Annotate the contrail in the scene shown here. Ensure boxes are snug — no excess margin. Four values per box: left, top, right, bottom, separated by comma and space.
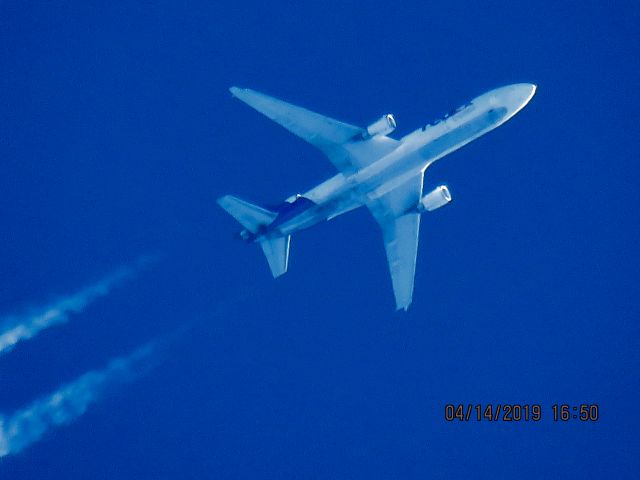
0, 342, 156, 458
0, 257, 154, 355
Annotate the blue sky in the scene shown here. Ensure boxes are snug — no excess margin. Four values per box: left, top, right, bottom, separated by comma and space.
1, 1, 639, 478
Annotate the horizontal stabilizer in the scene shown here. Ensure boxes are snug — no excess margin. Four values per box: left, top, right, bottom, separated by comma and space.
217, 195, 277, 234
260, 235, 290, 278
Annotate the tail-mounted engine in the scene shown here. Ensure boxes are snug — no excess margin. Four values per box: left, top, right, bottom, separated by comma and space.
418, 185, 452, 212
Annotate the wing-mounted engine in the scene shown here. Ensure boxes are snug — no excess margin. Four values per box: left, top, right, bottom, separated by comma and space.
418, 185, 452, 212
362, 114, 396, 139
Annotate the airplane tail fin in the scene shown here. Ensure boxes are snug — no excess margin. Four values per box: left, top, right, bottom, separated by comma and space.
217, 195, 290, 278
217, 195, 277, 234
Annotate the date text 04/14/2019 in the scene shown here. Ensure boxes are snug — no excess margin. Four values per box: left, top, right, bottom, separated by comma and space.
444, 404, 600, 422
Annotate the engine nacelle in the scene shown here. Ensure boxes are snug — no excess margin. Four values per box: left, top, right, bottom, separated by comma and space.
364, 114, 396, 138
418, 185, 452, 212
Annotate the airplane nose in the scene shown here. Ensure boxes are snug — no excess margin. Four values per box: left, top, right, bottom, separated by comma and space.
526, 83, 537, 97
522, 83, 537, 101
512, 83, 536, 105
500, 83, 536, 116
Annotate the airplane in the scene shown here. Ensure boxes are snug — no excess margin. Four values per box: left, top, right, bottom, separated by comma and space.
218, 83, 537, 310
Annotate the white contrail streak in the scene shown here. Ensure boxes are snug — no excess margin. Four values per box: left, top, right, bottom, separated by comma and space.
0, 257, 153, 355
0, 342, 156, 458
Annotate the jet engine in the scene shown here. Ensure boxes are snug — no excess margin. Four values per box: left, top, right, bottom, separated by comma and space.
418, 185, 452, 212
363, 114, 396, 138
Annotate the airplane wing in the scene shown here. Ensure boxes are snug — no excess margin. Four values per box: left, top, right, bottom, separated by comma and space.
230, 87, 398, 173
367, 173, 424, 310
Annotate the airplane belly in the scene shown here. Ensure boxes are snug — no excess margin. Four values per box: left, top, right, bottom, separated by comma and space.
416, 107, 508, 166
273, 209, 323, 235
355, 107, 509, 190
303, 173, 349, 204
273, 192, 363, 236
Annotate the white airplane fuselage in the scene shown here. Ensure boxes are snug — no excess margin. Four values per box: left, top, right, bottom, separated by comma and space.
257, 83, 536, 239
